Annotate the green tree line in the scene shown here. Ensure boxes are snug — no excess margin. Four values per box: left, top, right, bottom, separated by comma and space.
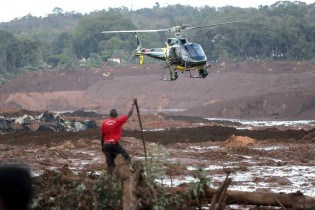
0, 1, 315, 81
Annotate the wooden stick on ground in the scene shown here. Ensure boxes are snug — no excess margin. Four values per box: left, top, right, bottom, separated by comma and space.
217, 178, 231, 210
210, 172, 231, 210
274, 197, 287, 210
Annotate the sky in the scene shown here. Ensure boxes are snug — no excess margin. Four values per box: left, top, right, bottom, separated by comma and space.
0, 0, 314, 23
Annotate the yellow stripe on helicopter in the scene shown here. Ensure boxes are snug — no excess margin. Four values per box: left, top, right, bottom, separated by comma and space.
139, 55, 144, 64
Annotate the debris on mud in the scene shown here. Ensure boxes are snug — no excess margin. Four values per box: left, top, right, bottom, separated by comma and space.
0, 111, 97, 133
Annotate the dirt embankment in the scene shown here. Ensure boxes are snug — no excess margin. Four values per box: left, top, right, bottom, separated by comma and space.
0, 61, 314, 119
1, 125, 313, 147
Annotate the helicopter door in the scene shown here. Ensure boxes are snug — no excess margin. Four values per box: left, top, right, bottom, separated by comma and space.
175, 47, 181, 59
169, 47, 181, 63
181, 46, 189, 61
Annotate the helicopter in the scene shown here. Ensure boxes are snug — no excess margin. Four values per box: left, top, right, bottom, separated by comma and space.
101, 20, 245, 81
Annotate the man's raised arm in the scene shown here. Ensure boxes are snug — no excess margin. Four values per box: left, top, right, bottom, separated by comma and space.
127, 99, 137, 119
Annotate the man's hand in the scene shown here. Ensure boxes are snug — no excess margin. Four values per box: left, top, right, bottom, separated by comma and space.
127, 100, 136, 119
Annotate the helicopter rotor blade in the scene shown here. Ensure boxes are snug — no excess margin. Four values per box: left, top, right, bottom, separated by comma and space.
101, 20, 246, 34
185, 20, 246, 31
101, 28, 170, 33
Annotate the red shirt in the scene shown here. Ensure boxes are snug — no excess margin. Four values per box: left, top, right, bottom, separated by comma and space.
101, 115, 127, 143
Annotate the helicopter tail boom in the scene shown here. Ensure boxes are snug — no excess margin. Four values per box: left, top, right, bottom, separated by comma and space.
133, 32, 167, 64
132, 33, 145, 64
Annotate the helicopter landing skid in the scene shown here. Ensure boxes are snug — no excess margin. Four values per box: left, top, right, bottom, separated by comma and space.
189, 74, 203, 78
188, 69, 208, 79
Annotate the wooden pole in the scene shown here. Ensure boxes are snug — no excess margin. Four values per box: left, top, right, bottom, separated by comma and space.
133, 98, 147, 164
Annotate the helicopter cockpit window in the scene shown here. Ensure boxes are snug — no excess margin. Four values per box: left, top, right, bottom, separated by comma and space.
184, 44, 205, 58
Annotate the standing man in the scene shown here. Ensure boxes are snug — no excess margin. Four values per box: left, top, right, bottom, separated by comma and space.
101, 100, 136, 175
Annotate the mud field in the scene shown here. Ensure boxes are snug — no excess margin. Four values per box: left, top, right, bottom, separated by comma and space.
0, 61, 314, 208
0, 112, 314, 209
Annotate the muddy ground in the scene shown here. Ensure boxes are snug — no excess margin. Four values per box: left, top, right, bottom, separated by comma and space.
0, 111, 314, 209
0, 61, 314, 208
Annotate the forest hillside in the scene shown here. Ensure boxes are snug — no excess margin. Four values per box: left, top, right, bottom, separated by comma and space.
0, 1, 315, 82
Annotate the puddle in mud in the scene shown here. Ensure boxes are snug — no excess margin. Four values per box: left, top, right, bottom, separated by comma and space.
156, 142, 315, 197
205, 118, 315, 129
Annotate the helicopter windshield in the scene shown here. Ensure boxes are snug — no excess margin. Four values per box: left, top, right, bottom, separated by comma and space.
184, 44, 205, 58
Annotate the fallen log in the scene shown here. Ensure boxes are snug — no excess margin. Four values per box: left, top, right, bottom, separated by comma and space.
170, 185, 315, 209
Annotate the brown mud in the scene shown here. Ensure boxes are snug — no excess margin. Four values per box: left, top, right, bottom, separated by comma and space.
0, 111, 314, 209
0, 61, 314, 208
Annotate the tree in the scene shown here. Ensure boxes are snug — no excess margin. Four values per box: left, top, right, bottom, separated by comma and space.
72, 11, 136, 59
53, 7, 64, 14
5, 38, 42, 71
0, 31, 15, 73
52, 32, 72, 54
